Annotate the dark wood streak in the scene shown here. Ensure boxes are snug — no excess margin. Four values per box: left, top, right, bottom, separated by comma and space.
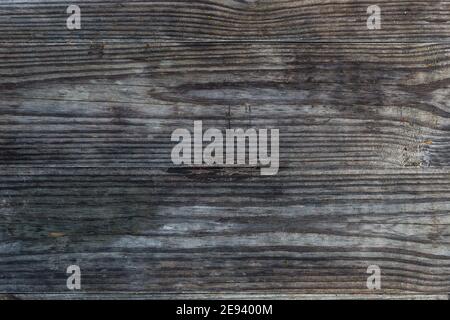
1, 1, 450, 299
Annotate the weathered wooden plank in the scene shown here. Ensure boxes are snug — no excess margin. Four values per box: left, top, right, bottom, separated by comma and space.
1, 42, 450, 168
0, 42, 450, 297
0, 0, 450, 42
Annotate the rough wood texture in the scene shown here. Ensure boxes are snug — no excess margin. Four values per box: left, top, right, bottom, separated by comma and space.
1, 1, 450, 299
1, 0, 450, 42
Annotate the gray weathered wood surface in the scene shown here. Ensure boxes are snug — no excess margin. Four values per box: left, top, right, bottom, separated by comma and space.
1, 0, 450, 299
2, 0, 450, 42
